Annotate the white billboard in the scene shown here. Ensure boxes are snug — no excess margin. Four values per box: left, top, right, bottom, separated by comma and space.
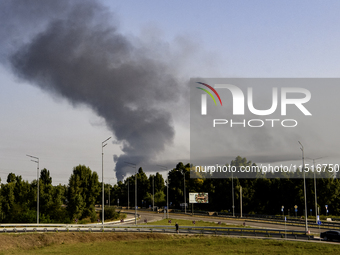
189, 192, 208, 203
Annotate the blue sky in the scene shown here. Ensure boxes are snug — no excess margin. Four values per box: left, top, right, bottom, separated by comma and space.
1, 0, 340, 184
109, 0, 340, 77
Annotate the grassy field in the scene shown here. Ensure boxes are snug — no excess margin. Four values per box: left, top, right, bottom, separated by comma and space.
0, 233, 339, 255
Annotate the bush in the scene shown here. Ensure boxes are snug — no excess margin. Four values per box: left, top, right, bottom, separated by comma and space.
100, 206, 119, 221
90, 210, 98, 222
17, 209, 36, 223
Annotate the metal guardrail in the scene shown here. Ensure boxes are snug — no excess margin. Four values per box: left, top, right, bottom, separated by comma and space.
0, 224, 310, 240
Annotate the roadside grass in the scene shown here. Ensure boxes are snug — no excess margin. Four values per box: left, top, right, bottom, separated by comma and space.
3, 233, 340, 255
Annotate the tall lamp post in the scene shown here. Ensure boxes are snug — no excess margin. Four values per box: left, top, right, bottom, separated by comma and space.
298, 141, 308, 233
240, 186, 242, 218
125, 162, 137, 225
183, 169, 186, 214
232, 171, 235, 217
158, 165, 168, 218
307, 156, 326, 224
27, 154, 39, 224
102, 137, 111, 225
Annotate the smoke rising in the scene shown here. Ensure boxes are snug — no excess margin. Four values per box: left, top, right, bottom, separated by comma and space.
2, 1, 180, 180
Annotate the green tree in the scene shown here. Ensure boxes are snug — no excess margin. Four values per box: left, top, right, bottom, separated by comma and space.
67, 165, 100, 221
40, 168, 52, 185
7, 173, 16, 183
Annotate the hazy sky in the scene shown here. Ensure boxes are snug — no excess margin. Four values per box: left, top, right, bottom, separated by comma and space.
1, 0, 340, 184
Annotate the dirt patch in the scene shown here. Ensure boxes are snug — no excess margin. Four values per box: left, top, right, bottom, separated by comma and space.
0, 232, 173, 252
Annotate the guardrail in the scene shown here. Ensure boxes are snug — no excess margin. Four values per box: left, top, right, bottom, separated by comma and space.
0, 224, 311, 240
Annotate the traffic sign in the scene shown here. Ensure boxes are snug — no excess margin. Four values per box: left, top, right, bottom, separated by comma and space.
168, 220, 172, 224
317, 221, 322, 225
164, 206, 167, 210
295, 209, 297, 212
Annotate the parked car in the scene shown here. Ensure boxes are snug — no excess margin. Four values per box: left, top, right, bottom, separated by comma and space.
320, 230, 340, 241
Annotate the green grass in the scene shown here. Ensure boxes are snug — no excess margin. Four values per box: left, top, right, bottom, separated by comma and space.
7, 234, 340, 255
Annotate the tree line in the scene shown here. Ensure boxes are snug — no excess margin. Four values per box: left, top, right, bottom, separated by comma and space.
1, 156, 339, 223
114, 157, 340, 217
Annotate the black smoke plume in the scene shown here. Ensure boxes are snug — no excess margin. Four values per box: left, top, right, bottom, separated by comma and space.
2, 1, 180, 179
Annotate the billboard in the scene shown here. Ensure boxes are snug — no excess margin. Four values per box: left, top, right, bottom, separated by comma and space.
189, 192, 208, 203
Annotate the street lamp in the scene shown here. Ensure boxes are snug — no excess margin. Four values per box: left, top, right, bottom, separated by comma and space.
307, 156, 326, 224
158, 165, 168, 218
102, 136, 111, 225
26, 154, 39, 224
166, 177, 169, 219
232, 171, 235, 217
153, 175, 154, 211
182, 169, 187, 214
240, 186, 242, 218
125, 162, 137, 225
298, 141, 308, 233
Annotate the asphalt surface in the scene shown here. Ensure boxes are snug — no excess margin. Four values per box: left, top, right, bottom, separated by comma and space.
121, 210, 333, 235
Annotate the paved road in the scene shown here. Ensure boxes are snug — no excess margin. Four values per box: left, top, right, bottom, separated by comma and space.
121, 210, 331, 235
1, 212, 338, 244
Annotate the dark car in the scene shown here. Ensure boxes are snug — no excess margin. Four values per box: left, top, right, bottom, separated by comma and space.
320, 230, 340, 241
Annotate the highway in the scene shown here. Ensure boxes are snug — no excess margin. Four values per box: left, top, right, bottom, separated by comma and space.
123, 210, 335, 235
0, 210, 338, 244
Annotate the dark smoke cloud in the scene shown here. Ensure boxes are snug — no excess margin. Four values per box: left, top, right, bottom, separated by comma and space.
2, 1, 180, 179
